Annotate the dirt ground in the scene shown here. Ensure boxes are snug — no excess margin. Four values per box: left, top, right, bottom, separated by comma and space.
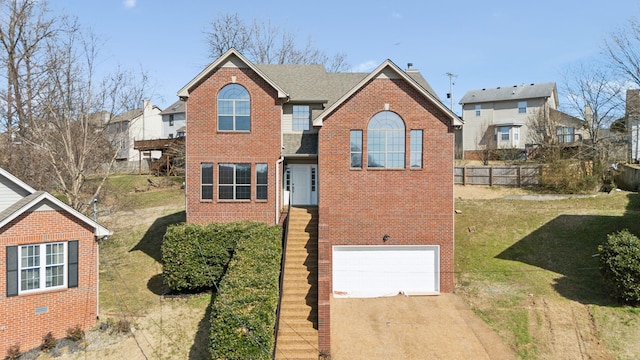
32, 185, 613, 359
331, 294, 517, 360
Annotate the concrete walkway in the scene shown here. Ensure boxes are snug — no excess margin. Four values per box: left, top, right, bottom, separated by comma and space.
331, 293, 517, 360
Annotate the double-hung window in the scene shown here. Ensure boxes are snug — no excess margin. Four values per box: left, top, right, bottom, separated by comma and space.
218, 163, 251, 200
367, 111, 405, 169
201, 163, 213, 200
518, 101, 527, 114
292, 105, 310, 131
475, 104, 481, 116
256, 164, 268, 200
19, 243, 66, 292
218, 84, 250, 131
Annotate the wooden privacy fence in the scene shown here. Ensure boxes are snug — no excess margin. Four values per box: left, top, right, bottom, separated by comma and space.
454, 165, 541, 186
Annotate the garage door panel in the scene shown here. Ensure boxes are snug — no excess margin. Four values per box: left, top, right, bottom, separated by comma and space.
333, 245, 439, 298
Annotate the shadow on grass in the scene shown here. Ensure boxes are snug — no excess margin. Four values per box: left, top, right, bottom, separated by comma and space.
130, 210, 186, 263
189, 292, 215, 360
496, 193, 640, 305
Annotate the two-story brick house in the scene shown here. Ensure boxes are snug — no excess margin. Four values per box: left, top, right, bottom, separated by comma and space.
178, 48, 460, 354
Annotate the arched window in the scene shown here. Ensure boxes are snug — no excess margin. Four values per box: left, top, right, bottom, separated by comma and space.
217, 84, 250, 131
367, 111, 405, 168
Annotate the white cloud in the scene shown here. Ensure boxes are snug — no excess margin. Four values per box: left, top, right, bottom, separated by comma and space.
352, 60, 378, 73
123, 0, 136, 9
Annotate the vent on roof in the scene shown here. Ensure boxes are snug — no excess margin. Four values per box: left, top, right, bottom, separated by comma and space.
482, 88, 486, 91
513, 85, 517, 87
531, 83, 535, 86
497, 87, 501, 89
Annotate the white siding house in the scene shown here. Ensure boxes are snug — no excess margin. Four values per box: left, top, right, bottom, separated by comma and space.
160, 100, 186, 138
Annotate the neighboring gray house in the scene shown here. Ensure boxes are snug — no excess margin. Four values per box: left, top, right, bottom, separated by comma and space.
459, 82, 559, 159
160, 100, 186, 138
626, 89, 640, 163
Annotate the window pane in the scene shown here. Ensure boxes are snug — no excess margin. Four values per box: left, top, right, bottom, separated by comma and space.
236, 116, 251, 131
236, 101, 250, 115
368, 153, 384, 168
236, 186, 251, 200
236, 164, 251, 184
21, 245, 40, 267
46, 243, 64, 265
202, 186, 213, 200
257, 186, 267, 200
293, 105, 310, 131
21, 269, 39, 291
219, 186, 233, 199
219, 164, 234, 184
46, 265, 64, 287
218, 100, 233, 114
351, 153, 362, 168
201, 163, 213, 185
218, 116, 234, 130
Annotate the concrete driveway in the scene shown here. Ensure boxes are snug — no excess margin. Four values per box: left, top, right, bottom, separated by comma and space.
331, 293, 516, 360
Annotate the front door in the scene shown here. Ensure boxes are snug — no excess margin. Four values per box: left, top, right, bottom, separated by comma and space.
284, 164, 318, 206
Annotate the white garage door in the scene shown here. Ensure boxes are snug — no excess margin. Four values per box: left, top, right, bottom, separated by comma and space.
332, 245, 439, 298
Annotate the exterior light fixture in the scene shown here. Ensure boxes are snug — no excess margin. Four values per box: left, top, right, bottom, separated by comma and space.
383, 234, 390, 242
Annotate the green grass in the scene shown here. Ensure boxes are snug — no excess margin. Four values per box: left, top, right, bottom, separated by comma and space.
455, 190, 640, 359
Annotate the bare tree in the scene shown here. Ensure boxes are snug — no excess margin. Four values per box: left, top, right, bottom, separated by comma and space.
605, 17, 640, 87
561, 64, 624, 147
204, 13, 350, 72
475, 121, 496, 165
0, 0, 148, 212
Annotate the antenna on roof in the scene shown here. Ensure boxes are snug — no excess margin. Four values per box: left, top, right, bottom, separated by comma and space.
445, 72, 457, 111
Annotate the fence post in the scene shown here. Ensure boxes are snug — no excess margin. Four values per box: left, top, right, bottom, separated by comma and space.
463, 166, 466, 185
517, 166, 521, 187
489, 166, 493, 186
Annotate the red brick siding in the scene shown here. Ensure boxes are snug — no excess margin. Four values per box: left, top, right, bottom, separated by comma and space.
185, 66, 282, 224
316, 77, 455, 352
0, 210, 98, 354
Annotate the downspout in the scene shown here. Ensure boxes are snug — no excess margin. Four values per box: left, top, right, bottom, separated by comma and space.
275, 156, 284, 224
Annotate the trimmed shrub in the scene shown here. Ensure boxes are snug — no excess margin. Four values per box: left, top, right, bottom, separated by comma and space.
598, 229, 640, 304
209, 222, 282, 360
162, 222, 249, 291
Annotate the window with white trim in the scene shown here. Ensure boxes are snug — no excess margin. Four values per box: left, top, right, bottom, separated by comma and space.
292, 105, 310, 131
19, 242, 66, 292
475, 104, 481, 116
367, 111, 405, 169
218, 163, 251, 200
518, 101, 527, 114
218, 84, 250, 131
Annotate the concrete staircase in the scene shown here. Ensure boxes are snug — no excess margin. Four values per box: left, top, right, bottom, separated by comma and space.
275, 206, 318, 360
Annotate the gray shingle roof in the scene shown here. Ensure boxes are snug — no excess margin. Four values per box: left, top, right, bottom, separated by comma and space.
0, 191, 45, 224
255, 64, 440, 110
459, 82, 556, 104
161, 100, 185, 115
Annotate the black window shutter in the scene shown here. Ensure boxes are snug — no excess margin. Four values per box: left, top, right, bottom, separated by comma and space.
68, 240, 79, 288
6, 246, 18, 297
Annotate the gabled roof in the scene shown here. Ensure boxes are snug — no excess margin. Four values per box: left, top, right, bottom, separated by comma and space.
0, 168, 112, 237
314, 59, 462, 127
0, 167, 36, 194
177, 49, 462, 128
459, 82, 557, 105
549, 108, 585, 127
161, 100, 186, 115
178, 48, 288, 99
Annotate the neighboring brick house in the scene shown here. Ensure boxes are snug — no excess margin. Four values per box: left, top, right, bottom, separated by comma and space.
0, 167, 111, 355
178, 48, 461, 353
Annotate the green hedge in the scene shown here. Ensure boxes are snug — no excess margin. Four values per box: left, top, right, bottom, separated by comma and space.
209, 222, 282, 360
599, 229, 640, 304
161, 222, 251, 291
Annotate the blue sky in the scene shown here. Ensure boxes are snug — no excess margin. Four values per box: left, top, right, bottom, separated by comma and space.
50, 0, 640, 114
